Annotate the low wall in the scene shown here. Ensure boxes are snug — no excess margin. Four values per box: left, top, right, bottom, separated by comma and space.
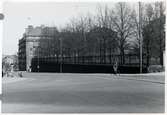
31, 62, 147, 73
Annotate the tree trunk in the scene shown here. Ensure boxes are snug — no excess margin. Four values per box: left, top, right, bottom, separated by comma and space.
103, 38, 106, 64
146, 46, 150, 67
122, 50, 125, 64
120, 48, 125, 65
160, 50, 163, 66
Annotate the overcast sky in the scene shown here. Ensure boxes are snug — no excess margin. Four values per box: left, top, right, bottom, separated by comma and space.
3, 2, 112, 55
2, 2, 139, 55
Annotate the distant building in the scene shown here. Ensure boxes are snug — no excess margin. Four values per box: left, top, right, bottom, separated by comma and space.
2, 55, 18, 72
18, 25, 57, 71
3, 56, 14, 64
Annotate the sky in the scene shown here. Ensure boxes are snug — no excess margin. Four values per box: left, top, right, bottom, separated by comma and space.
3, 2, 115, 55
2, 1, 146, 55
1, 0, 165, 55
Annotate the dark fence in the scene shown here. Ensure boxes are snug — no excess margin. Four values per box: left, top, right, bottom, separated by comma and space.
31, 54, 147, 73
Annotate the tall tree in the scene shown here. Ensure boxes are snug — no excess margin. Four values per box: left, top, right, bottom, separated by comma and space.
154, 2, 165, 66
109, 2, 135, 64
142, 2, 165, 66
142, 4, 155, 67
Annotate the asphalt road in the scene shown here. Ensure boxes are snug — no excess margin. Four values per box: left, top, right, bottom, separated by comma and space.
2, 72, 165, 113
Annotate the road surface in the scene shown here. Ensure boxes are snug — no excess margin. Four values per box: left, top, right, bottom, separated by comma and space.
2, 72, 165, 113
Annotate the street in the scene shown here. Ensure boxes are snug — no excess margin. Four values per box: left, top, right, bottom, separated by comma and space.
2, 72, 165, 113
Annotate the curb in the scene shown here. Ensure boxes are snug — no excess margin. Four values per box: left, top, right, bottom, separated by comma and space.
117, 77, 165, 84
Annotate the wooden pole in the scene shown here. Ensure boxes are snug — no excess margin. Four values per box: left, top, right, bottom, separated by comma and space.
139, 2, 143, 73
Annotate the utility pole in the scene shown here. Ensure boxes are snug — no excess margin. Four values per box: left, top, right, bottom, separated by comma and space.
139, 2, 143, 73
37, 47, 39, 72
59, 37, 62, 73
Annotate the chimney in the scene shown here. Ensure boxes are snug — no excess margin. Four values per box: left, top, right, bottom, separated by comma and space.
25, 25, 33, 34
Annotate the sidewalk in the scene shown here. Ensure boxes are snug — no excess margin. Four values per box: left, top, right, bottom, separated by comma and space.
119, 72, 165, 84
2, 77, 28, 84
2, 71, 33, 84
2, 71, 165, 84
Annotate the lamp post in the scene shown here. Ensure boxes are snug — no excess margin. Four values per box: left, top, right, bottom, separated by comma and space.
59, 37, 62, 73
139, 2, 143, 73
37, 47, 39, 72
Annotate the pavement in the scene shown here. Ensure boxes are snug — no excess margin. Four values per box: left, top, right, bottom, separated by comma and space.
116, 72, 165, 84
2, 72, 34, 84
2, 72, 165, 113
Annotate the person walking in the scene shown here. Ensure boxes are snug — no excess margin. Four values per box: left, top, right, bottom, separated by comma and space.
18, 72, 23, 78
113, 61, 119, 76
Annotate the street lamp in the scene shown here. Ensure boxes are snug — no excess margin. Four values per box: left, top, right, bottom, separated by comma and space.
139, 2, 143, 73
37, 47, 39, 72
59, 37, 62, 73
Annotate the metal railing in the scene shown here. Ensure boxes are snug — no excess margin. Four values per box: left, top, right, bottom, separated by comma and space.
32, 54, 146, 66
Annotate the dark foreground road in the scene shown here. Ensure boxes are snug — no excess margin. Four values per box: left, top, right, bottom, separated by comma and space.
2, 72, 165, 113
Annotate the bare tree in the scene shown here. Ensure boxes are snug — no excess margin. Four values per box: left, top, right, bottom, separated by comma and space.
141, 2, 165, 67
96, 5, 110, 28
109, 2, 135, 64
94, 5, 119, 63
154, 2, 165, 66
142, 4, 155, 67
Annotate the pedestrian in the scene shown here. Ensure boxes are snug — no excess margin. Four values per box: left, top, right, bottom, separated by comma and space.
18, 72, 23, 78
113, 61, 119, 76
6, 71, 9, 77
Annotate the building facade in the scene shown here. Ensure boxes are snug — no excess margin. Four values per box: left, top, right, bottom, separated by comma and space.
18, 25, 56, 71
2, 54, 18, 72
19, 25, 40, 71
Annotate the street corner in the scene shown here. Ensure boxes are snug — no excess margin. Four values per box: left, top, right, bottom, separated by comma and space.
2, 76, 34, 84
